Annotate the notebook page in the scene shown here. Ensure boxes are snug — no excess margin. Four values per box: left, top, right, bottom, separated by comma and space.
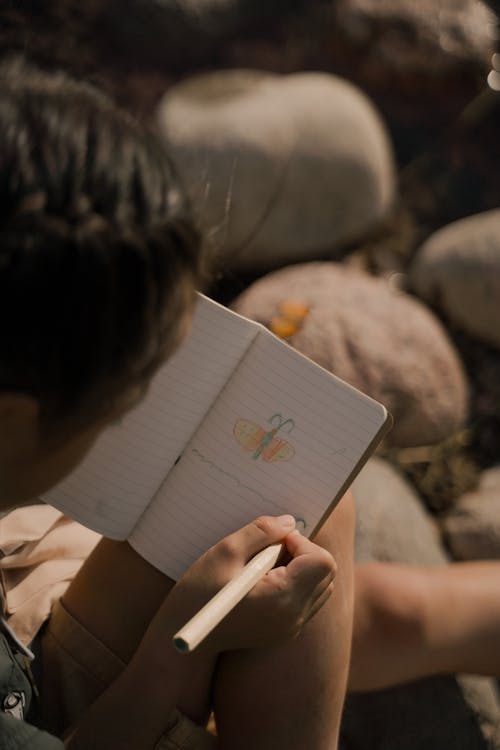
43, 294, 259, 539
130, 328, 389, 578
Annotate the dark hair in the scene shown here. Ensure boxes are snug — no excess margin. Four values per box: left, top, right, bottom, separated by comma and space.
0, 58, 202, 422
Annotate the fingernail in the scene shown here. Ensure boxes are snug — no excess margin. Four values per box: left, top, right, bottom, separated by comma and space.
277, 514, 296, 528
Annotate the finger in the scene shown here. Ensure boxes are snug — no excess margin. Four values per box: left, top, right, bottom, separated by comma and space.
285, 532, 337, 589
285, 528, 326, 559
267, 557, 334, 592
312, 569, 336, 599
303, 581, 335, 625
298, 566, 335, 608
215, 514, 296, 565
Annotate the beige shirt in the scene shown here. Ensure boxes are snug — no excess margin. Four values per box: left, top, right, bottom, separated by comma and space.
0, 507, 218, 749
0, 505, 100, 644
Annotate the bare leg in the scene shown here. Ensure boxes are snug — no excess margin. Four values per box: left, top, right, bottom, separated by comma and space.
56, 506, 500, 742
62, 538, 176, 662
57, 540, 215, 725
57, 487, 356, 746
212, 491, 356, 750
350, 560, 500, 692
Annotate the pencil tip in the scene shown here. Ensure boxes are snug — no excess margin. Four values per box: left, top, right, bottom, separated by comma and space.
173, 636, 189, 653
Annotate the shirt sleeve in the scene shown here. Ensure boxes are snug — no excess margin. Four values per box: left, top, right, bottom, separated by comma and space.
0, 713, 64, 750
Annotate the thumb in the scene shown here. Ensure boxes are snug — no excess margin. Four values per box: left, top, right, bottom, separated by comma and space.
221, 515, 296, 565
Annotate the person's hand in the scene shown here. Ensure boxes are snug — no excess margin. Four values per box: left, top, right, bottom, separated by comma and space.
148, 515, 336, 654
211, 517, 337, 651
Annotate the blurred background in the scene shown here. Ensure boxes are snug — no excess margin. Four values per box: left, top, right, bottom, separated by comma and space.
2, 2, 500, 747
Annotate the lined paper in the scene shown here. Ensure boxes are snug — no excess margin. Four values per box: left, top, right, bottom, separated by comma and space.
43, 295, 260, 539
130, 329, 388, 579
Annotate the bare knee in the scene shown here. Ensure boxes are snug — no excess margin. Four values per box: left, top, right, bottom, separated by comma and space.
314, 490, 356, 625
314, 489, 356, 557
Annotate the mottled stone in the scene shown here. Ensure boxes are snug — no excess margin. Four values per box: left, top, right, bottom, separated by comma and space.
479, 465, 500, 492
232, 262, 468, 447
156, 70, 395, 271
410, 209, 500, 349
442, 478, 500, 561
352, 457, 447, 564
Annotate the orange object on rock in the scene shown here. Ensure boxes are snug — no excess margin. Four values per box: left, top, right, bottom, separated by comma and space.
269, 300, 310, 339
269, 316, 298, 339
278, 300, 309, 322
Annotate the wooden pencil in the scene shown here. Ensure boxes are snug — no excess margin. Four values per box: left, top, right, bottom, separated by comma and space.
172, 543, 283, 653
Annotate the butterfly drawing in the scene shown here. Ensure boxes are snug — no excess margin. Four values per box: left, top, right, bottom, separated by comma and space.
233, 413, 295, 462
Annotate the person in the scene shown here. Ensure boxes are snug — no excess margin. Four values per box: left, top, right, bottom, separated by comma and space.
3, 56, 500, 750
0, 57, 352, 749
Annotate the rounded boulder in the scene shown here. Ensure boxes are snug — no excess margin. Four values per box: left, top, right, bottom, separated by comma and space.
410, 209, 500, 349
442, 467, 500, 561
352, 457, 448, 564
232, 262, 469, 447
156, 70, 395, 271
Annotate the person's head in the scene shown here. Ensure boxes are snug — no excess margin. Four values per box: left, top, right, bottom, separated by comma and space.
0, 58, 203, 505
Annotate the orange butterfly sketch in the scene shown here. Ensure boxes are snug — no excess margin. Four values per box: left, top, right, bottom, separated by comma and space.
233, 413, 295, 462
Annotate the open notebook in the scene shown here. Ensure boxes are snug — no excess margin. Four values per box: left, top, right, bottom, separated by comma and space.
44, 294, 392, 580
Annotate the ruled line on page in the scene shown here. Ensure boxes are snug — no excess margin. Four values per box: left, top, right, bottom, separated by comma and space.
43, 294, 260, 539
130, 321, 388, 578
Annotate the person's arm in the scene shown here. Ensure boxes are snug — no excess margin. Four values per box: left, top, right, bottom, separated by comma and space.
350, 559, 500, 692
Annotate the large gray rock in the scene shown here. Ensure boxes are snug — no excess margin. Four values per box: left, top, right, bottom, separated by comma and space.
442, 467, 500, 560
156, 71, 395, 271
343, 457, 500, 750
480, 465, 500, 492
410, 209, 500, 350
232, 262, 469, 447
352, 457, 447, 564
